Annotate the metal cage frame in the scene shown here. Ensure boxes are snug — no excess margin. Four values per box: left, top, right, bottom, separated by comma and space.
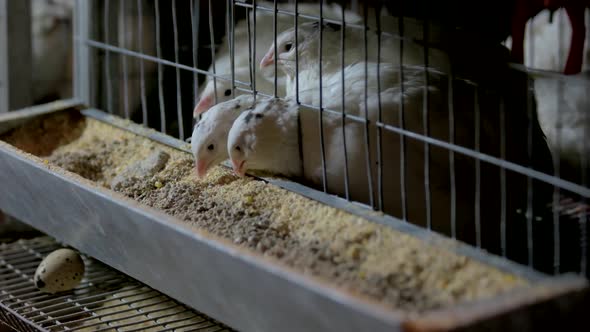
0, 1, 588, 331
72, 0, 589, 276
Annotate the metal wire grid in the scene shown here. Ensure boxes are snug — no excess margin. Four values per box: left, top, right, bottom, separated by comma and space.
0, 236, 234, 332
72, 1, 589, 277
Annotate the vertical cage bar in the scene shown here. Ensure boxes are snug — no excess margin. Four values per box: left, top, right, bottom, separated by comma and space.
500, 96, 507, 257
552, 79, 562, 274
225, 0, 230, 67
172, 0, 184, 140
155, 0, 166, 133
208, 0, 217, 104
579, 9, 589, 276
0, 0, 31, 112
0, 0, 7, 112
398, 11, 407, 221
104, 0, 113, 113
252, 0, 258, 98
350, 0, 359, 13
474, 88, 481, 248
318, 0, 328, 193
245, 3, 253, 95
226, 0, 231, 97
294, 0, 299, 102
374, 1, 383, 210
580, 89, 588, 277
448, 70, 456, 238
340, 2, 350, 201
229, 0, 235, 99
525, 16, 536, 268
422, 19, 431, 229
525, 81, 534, 267
137, 0, 148, 126
120, 0, 130, 119
294, 0, 305, 183
362, 0, 374, 208
273, 0, 278, 98
74, 0, 92, 107
552, 13, 566, 274
190, 0, 199, 112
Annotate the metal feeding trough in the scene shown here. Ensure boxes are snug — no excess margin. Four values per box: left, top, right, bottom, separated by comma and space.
0, 101, 588, 332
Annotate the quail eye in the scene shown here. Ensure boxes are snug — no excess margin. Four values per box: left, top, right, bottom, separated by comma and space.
207, 144, 214, 151
235, 146, 241, 152
285, 42, 293, 52
224, 89, 231, 96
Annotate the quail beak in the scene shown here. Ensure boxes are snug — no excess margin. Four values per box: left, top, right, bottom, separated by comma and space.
260, 50, 274, 69
193, 95, 213, 117
231, 159, 247, 177
195, 159, 209, 178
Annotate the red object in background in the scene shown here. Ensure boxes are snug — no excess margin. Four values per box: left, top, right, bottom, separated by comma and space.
511, 0, 588, 74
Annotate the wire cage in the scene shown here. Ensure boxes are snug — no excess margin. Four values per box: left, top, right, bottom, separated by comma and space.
66, 0, 590, 278
0, 236, 232, 332
0, 0, 589, 330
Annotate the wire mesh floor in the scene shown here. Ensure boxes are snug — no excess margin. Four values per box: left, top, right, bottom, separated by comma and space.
0, 236, 233, 332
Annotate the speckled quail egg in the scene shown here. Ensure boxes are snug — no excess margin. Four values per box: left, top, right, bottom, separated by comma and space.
34, 248, 85, 293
